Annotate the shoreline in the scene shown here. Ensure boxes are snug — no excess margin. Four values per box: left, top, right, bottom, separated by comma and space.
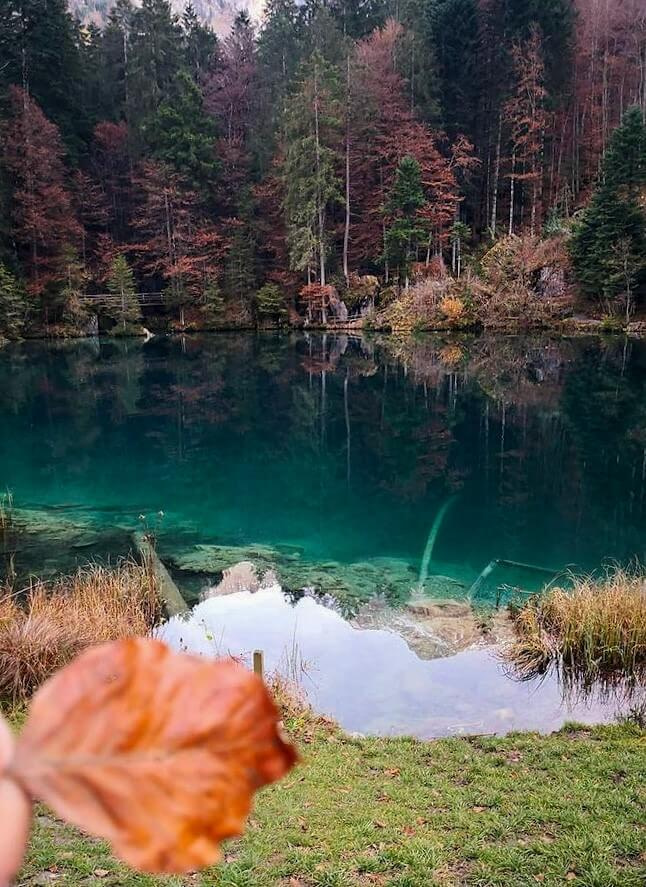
4, 315, 646, 342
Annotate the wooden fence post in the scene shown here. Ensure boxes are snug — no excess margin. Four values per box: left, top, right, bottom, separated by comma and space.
253, 650, 264, 680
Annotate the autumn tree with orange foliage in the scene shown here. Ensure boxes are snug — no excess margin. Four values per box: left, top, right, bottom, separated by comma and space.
132, 161, 226, 326
1, 87, 81, 302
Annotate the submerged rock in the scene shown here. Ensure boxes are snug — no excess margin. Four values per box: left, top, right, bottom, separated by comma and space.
204, 560, 279, 597
354, 595, 514, 659
166, 542, 429, 609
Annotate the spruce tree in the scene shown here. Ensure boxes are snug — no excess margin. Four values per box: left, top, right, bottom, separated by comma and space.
145, 71, 219, 195
283, 51, 343, 286
0, 264, 27, 338
255, 283, 288, 325
106, 254, 142, 331
0, 0, 88, 157
383, 156, 426, 288
570, 107, 646, 310
182, 4, 218, 80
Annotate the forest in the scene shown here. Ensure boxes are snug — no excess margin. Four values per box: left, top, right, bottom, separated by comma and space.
0, 0, 645, 337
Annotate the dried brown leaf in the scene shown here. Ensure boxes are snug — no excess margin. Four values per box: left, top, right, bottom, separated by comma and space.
0, 713, 32, 886
10, 638, 297, 873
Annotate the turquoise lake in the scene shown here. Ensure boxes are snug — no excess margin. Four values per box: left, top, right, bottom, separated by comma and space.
3, 332, 644, 733
1, 332, 646, 602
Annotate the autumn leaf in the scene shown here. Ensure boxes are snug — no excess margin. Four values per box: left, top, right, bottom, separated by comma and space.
0, 713, 32, 887
8, 638, 297, 873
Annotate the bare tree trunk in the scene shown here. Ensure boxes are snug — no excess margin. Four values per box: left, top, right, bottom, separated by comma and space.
313, 60, 326, 303
508, 149, 516, 235
490, 112, 502, 239
343, 53, 351, 284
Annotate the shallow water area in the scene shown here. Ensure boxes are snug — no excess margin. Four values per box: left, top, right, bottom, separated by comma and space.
158, 587, 622, 738
3, 332, 646, 600
2, 332, 645, 733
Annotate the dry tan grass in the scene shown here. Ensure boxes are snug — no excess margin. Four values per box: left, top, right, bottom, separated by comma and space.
0, 559, 161, 703
504, 570, 646, 686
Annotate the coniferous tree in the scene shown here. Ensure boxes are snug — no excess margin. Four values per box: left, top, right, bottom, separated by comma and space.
419, 0, 479, 138
0, 0, 88, 156
182, 4, 218, 80
129, 0, 183, 123
283, 51, 343, 285
257, 0, 303, 171
383, 156, 426, 288
106, 253, 142, 330
144, 71, 219, 195
0, 264, 27, 338
570, 107, 646, 310
204, 12, 259, 202
255, 282, 288, 325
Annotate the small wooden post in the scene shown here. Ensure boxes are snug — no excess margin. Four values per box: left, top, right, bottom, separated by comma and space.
253, 650, 264, 680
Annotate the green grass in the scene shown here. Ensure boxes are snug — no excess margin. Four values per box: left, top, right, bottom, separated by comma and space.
14, 721, 646, 887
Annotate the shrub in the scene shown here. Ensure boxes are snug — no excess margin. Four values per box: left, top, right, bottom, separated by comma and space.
503, 569, 646, 689
439, 296, 466, 324
0, 560, 161, 703
473, 234, 570, 327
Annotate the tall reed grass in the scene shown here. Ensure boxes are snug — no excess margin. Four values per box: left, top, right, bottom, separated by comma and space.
504, 570, 646, 689
0, 559, 161, 703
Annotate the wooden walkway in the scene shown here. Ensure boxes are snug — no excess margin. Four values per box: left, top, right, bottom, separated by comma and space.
78, 292, 165, 307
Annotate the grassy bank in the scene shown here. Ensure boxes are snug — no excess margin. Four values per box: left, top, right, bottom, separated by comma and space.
504, 571, 646, 691
11, 718, 646, 887
0, 560, 160, 702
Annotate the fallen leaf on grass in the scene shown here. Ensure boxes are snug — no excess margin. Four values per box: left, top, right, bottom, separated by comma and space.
8, 638, 297, 873
566, 873, 577, 881
93, 869, 110, 878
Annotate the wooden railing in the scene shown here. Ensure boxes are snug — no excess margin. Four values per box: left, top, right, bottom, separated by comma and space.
78, 292, 166, 307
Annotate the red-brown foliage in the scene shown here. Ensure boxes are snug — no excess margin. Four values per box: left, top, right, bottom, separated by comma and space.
1, 87, 81, 295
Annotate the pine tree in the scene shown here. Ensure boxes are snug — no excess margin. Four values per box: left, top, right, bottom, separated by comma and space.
570, 107, 646, 310
182, 4, 218, 81
203, 12, 258, 206
0, 0, 88, 156
504, 25, 548, 235
383, 156, 426, 288
129, 0, 183, 123
0, 264, 27, 338
283, 51, 343, 290
420, 0, 479, 137
255, 282, 288, 325
256, 0, 303, 171
106, 254, 142, 331
200, 277, 225, 322
145, 71, 219, 195
222, 221, 258, 308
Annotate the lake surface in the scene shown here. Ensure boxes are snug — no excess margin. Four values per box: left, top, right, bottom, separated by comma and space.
158, 586, 623, 738
2, 332, 645, 594
3, 331, 645, 734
